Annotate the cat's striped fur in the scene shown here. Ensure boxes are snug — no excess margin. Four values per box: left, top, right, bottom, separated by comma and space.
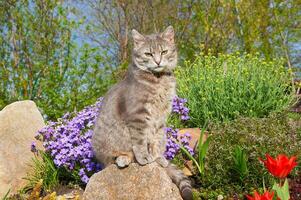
92, 26, 192, 200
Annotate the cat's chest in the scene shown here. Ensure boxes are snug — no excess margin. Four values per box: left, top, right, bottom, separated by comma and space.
147, 76, 176, 119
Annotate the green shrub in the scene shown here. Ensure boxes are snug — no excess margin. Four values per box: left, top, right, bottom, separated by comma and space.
176, 53, 294, 127
199, 113, 301, 199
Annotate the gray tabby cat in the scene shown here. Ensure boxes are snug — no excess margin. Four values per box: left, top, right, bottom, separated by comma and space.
92, 26, 192, 200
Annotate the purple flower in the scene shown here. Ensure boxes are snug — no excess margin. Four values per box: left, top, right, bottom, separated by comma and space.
164, 95, 193, 159
172, 96, 190, 121
30, 141, 37, 153
164, 127, 194, 160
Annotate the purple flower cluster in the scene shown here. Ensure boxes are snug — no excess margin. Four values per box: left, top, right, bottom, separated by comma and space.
35, 98, 103, 183
172, 96, 190, 121
164, 127, 180, 159
179, 133, 194, 156
164, 95, 193, 159
164, 127, 194, 160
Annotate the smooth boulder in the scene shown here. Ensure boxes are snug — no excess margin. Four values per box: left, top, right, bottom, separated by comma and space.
83, 162, 183, 200
0, 100, 45, 197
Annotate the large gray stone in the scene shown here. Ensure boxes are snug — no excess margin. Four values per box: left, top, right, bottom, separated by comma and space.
0, 100, 45, 197
83, 163, 183, 200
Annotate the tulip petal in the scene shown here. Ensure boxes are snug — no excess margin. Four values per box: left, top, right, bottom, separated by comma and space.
262, 154, 297, 178
246, 191, 275, 200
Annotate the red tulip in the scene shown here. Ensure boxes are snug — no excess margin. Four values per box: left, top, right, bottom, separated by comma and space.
246, 191, 275, 200
260, 154, 297, 178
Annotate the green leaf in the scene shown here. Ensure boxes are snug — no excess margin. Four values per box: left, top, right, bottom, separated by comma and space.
179, 145, 202, 175
198, 128, 208, 164
1, 189, 10, 200
200, 136, 211, 163
198, 128, 206, 164
272, 179, 290, 200
231, 145, 249, 182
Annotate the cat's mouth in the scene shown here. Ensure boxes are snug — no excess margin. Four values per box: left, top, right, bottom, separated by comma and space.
152, 66, 164, 72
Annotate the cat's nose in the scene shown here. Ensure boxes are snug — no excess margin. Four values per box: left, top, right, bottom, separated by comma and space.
155, 60, 161, 65
154, 56, 161, 66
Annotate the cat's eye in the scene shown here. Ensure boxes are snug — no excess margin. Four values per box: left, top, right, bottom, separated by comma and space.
145, 52, 153, 57
161, 50, 168, 55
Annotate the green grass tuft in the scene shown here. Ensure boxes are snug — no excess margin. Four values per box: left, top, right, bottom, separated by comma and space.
22, 151, 60, 193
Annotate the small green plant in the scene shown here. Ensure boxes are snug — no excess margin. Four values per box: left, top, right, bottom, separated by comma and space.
23, 151, 60, 192
179, 128, 211, 175
232, 145, 249, 182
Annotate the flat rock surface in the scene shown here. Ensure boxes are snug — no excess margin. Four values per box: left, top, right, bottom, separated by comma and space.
0, 100, 45, 197
83, 162, 183, 200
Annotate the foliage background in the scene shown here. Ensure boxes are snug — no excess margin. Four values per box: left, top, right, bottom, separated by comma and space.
1, 0, 300, 119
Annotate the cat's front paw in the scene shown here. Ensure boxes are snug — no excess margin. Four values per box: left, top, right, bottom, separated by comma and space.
133, 146, 155, 165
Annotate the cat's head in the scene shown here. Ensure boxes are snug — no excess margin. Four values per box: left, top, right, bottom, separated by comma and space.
132, 26, 177, 73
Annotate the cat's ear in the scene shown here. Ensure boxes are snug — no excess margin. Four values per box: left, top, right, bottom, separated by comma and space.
132, 29, 145, 49
161, 26, 174, 43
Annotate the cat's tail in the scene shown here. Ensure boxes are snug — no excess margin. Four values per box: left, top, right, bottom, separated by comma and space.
165, 163, 193, 200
